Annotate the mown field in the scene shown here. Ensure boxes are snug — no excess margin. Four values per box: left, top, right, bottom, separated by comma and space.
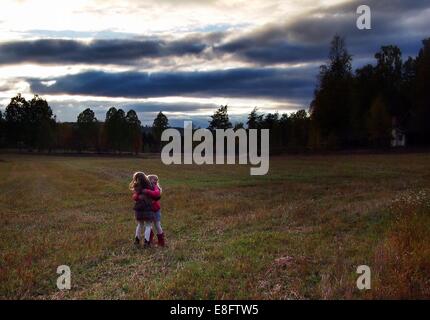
0, 153, 429, 299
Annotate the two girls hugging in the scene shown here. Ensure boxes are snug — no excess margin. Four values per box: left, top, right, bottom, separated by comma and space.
129, 172, 165, 248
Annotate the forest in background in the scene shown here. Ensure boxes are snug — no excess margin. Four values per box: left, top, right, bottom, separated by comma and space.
0, 35, 429, 154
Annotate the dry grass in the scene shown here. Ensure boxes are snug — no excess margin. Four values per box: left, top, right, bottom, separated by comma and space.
371, 190, 430, 299
0, 153, 429, 299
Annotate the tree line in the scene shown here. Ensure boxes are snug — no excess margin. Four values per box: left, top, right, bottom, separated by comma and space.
0, 96, 170, 154
0, 35, 429, 154
208, 35, 430, 152
309, 35, 430, 149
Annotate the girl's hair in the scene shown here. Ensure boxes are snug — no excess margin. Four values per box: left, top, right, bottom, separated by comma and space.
147, 174, 162, 194
129, 171, 150, 191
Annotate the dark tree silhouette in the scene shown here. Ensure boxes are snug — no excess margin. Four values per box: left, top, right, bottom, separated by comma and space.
233, 122, 244, 130
247, 107, 264, 129
411, 38, 430, 144
143, 130, 156, 153
104, 107, 128, 152
126, 110, 142, 154
208, 105, 232, 130
310, 35, 353, 149
77, 108, 98, 151
350, 64, 378, 146
288, 110, 310, 151
367, 96, 392, 146
4, 94, 55, 150
0, 110, 4, 147
152, 111, 169, 151
374, 46, 405, 122
57, 123, 77, 151
263, 113, 282, 153
29, 95, 56, 151
104, 107, 118, 151
5, 94, 30, 148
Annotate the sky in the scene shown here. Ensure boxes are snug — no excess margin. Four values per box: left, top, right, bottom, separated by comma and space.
0, 0, 429, 127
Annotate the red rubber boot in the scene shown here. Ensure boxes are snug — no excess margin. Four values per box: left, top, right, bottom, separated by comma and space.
150, 230, 155, 244
157, 233, 165, 247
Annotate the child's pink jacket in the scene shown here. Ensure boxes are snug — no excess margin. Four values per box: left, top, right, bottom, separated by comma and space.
132, 192, 140, 201
143, 186, 161, 212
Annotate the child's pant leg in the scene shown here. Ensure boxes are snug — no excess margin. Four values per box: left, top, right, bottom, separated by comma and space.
135, 221, 144, 239
153, 210, 163, 234
144, 221, 152, 241
155, 221, 163, 235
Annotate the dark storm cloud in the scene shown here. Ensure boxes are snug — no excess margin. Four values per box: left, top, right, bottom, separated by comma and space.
29, 67, 315, 101
216, 0, 430, 64
0, 37, 208, 65
1, 1, 428, 67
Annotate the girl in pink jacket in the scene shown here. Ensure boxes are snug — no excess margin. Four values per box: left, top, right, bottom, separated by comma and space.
144, 175, 165, 247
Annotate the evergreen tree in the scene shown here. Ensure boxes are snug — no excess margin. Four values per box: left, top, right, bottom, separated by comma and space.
374, 45, 405, 121
233, 122, 244, 130
126, 110, 142, 154
208, 105, 232, 130
350, 64, 378, 146
104, 107, 117, 151
310, 35, 353, 149
246, 107, 263, 129
152, 111, 169, 139
152, 111, 169, 151
288, 110, 310, 150
263, 112, 282, 153
279, 113, 290, 148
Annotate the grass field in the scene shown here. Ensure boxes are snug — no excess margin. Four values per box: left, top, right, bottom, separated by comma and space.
1, 153, 430, 299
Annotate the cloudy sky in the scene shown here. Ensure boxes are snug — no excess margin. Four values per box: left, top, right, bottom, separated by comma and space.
0, 0, 429, 127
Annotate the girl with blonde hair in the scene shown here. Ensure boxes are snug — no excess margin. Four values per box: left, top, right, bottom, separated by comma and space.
129, 172, 154, 247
